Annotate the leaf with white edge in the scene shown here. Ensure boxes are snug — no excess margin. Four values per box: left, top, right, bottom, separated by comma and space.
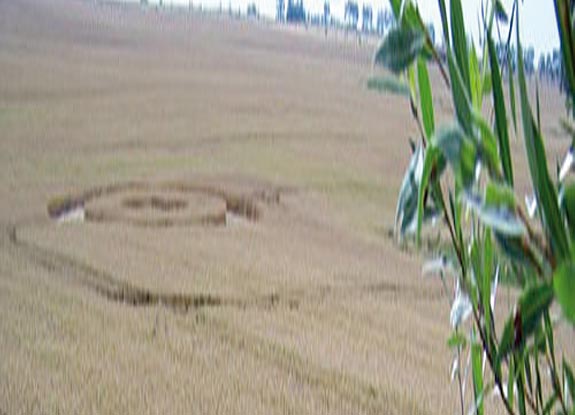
525, 193, 537, 218
450, 355, 459, 382
422, 255, 456, 278
494, 233, 534, 267
416, 144, 443, 242
395, 145, 424, 238
374, 26, 425, 74
559, 147, 574, 182
450, 281, 472, 329
553, 260, 575, 324
463, 192, 526, 237
491, 265, 499, 311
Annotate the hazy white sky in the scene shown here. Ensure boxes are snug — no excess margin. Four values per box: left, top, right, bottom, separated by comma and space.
156, 0, 559, 56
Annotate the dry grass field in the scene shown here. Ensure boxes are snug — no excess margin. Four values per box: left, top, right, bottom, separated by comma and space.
0, 0, 573, 414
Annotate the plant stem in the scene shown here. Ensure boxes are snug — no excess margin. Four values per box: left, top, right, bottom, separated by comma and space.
457, 346, 465, 415
409, 96, 427, 147
545, 350, 569, 415
471, 308, 518, 415
516, 206, 556, 270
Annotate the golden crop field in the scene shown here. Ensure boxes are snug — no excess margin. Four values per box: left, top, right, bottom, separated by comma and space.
0, 0, 572, 413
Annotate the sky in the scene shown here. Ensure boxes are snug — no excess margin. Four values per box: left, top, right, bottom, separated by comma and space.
144, 0, 559, 57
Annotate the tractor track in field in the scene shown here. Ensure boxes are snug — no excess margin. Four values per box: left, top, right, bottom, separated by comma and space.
1, 218, 440, 317
1, 222, 291, 312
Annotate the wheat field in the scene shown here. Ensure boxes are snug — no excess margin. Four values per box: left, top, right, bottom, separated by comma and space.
0, 0, 572, 414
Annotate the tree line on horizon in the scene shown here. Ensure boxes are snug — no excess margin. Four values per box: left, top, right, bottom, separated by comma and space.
273, 0, 567, 88
138, 0, 566, 89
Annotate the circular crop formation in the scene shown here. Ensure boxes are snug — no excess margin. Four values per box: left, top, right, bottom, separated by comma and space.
47, 181, 272, 227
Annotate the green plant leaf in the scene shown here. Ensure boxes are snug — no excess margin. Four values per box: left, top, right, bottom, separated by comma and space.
471, 340, 484, 415
447, 331, 467, 349
469, 44, 482, 111
485, 181, 516, 209
482, 72, 492, 96
464, 190, 525, 237
517, 358, 527, 415
417, 57, 434, 138
416, 145, 443, 242
516, 8, 570, 263
395, 145, 424, 237
472, 110, 502, 180
367, 76, 410, 97
519, 282, 554, 342
508, 356, 515, 409
450, 0, 470, 96
499, 313, 515, 361
434, 124, 476, 188
473, 204, 525, 236
499, 283, 553, 358
437, 0, 449, 42
487, 29, 513, 186
507, 49, 518, 135
374, 27, 426, 74
524, 355, 533, 398
564, 359, 575, 405
447, 51, 473, 136
482, 230, 494, 346
390, 0, 401, 20
553, 0, 575, 111
407, 63, 417, 101
561, 182, 575, 240
542, 392, 557, 415
553, 260, 575, 324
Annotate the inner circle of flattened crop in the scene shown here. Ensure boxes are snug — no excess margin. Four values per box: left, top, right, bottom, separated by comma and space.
47, 182, 262, 227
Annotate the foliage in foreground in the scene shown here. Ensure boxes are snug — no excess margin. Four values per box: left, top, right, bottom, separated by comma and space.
372, 1, 575, 414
